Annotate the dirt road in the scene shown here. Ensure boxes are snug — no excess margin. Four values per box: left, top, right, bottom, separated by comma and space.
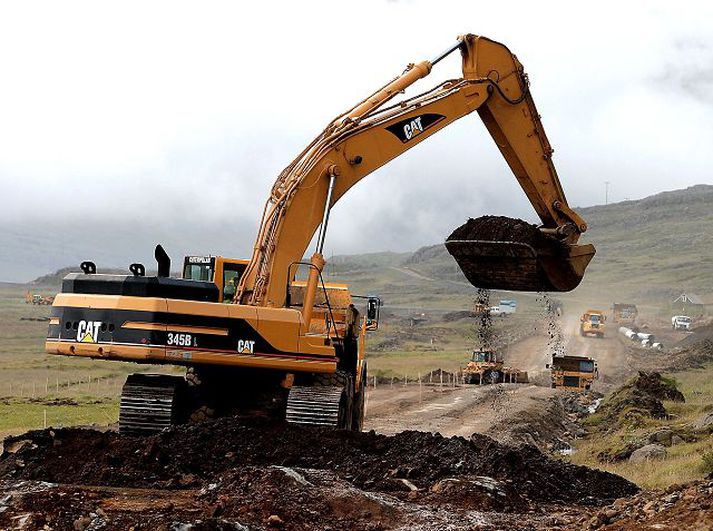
365, 383, 557, 439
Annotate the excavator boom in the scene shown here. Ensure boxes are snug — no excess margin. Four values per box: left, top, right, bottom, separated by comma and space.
237, 34, 594, 306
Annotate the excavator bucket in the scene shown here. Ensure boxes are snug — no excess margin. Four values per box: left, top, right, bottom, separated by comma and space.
445, 217, 595, 292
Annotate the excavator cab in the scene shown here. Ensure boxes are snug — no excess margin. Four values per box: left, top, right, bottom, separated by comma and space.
182, 256, 249, 302
445, 217, 595, 292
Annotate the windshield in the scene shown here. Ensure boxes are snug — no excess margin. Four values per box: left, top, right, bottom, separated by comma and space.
472, 351, 495, 362
590, 315, 600, 324
579, 360, 595, 372
183, 263, 213, 281
680, 317, 691, 323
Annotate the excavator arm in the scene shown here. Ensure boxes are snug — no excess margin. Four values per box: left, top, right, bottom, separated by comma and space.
237, 34, 595, 309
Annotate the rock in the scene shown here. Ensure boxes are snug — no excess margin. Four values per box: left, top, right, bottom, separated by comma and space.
648, 429, 672, 446
73, 516, 91, 531
671, 434, 684, 445
3, 439, 35, 455
629, 444, 667, 463
267, 514, 284, 528
396, 478, 419, 491
693, 412, 713, 429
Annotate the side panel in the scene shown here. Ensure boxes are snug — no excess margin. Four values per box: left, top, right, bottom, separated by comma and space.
46, 294, 336, 373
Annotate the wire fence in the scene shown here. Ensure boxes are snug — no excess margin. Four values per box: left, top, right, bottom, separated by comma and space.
0, 373, 124, 400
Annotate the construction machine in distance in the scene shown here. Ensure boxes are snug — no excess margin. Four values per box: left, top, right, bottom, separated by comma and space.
612, 303, 638, 325
547, 355, 598, 391
463, 348, 528, 384
580, 309, 606, 338
26, 291, 54, 305
45, 34, 595, 434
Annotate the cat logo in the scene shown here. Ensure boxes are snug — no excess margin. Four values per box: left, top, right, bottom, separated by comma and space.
76, 320, 102, 343
385, 113, 446, 143
403, 117, 424, 140
237, 339, 256, 354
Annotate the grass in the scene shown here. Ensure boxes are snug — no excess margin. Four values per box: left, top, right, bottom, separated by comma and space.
0, 396, 119, 436
570, 362, 713, 489
0, 284, 180, 438
367, 350, 473, 379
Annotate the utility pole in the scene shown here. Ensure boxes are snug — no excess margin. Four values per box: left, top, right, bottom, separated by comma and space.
605, 181, 611, 205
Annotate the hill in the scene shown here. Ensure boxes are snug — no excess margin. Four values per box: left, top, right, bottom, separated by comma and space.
328, 185, 713, 308
11, 185, 713, 309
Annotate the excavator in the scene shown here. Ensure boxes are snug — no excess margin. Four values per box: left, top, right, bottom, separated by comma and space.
45, 34, 595, 434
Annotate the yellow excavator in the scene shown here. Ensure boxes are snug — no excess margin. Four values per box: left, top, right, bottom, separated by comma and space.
45, 34, 595, 434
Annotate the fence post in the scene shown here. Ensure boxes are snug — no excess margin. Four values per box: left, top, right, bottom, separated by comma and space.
418, 372, 422, 402
374, 376, 377, 389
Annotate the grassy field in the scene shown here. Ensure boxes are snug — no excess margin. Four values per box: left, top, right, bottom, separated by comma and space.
0, 284, 180, 437
570, 364, 713, 489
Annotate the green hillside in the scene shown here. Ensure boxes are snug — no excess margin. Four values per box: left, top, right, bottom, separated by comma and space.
325, 185, 713, 310
18, 185, 713, 312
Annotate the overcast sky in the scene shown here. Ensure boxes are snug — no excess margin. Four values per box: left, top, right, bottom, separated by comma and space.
1, 0, 711, 263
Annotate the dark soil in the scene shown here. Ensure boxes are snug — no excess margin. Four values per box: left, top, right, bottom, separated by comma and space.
447, 216, 565, 254
0, 418, 637, 506
445, 216, 578, 291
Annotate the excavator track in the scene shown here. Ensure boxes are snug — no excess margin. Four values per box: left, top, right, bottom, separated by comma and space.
285, 385, 344, 427
119, 374, 186, 436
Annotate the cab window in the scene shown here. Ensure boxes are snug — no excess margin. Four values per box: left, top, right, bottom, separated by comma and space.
183, 264, 213, 281
222, 263, 247, 302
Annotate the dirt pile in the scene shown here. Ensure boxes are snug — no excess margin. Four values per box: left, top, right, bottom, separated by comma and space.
487, 393, 575, 452
669, 339, 713, 371
593, 480, 713, 530
583, 372, 686, 462
593, 372, 684, 431
0, 418, 637, 505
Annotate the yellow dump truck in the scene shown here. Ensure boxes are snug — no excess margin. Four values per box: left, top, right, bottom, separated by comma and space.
580, 310, 606, 338
547, 355, 598, 391
612, 303, 638, 325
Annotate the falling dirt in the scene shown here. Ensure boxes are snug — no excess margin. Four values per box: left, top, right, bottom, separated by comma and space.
474, 288, 494, 350
538, 293, 567, 359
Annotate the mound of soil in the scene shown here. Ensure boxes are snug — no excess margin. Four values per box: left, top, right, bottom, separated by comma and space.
591, 372, 684, 435
669, 339, 713, 372
0, 418, 637, 507
595, 480, 713, 530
